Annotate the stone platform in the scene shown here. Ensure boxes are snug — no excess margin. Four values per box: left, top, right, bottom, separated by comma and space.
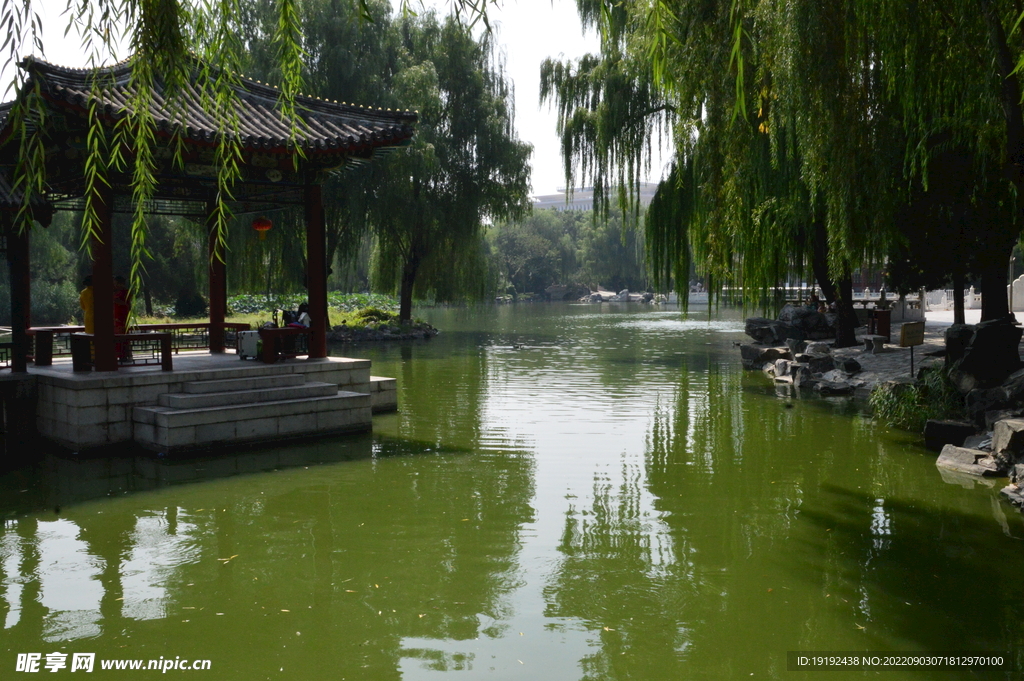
31, 353, 397, 452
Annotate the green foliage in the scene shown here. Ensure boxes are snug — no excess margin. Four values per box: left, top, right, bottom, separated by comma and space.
488, 207, 649, 295
368, 11, 531, 322
550, 0, 1024, 323
226, 292, 399, 316
353, 307, 398, 324
869, 366, 967, 432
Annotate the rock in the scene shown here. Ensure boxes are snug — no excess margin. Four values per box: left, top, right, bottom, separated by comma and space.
745, 306, 837, 344
762, 363, 776, 378
1002, 368, 1024, 402
820, 369, 848, 383
745, 317, 784, 344
948, 316, 1023, 392
1013, 464, 1024, 483
804, 341, 832, 355
740, 344, 791, 370
791, 364, 817, 390
992, 418, 1024, 465
936, 445, 1006, 477
965, 387, 1010, 425
815, 380, 854, 396
840, 358, 862, 374
739, 344, 764, 360
775, 359, 792, 377
794, 353, 835, 374
1001, 482, 1024, 507
944, 324, 975, 365
923, 420, 977, 452
962, 434, 993, 451
985, 408, 1024, 430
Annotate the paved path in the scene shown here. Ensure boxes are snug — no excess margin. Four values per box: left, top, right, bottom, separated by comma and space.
832, 310, 979, 392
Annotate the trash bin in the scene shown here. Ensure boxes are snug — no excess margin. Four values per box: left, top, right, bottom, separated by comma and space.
868, 308, 891, 342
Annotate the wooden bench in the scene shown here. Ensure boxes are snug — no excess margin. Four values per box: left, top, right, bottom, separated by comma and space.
862, 334, 886, 354
258, 327, 311, 364
71, 332, 173, 371
29, 326, 85, 366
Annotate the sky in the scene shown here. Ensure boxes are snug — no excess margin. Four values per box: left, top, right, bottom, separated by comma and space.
402, 0, 602, 196
2, 0, 665, 197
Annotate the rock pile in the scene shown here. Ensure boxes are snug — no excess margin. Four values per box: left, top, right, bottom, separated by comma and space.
326, 321, 438, 343
740, 339, 864, 395
744, 304, 837, 345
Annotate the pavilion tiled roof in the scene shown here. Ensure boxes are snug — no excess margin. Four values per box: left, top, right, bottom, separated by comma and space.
1, 56, 417, 156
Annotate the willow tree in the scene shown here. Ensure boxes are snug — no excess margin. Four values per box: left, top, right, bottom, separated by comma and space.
542, 1, 899, 346
742, 0, 1024, 322
369, 12, 531, 323
546, 0, 1024, 344
0, 0, 497, 311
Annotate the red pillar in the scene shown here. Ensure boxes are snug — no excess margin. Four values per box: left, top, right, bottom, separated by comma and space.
92, 187, 116, 372
207, 201, 226, 353
7, 222, 29, 372
305, 184, 327, 358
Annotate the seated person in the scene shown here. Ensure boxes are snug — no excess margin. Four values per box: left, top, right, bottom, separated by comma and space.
288, 302, 311, 328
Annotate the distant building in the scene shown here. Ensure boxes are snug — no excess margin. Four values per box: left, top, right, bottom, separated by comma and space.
532, 183, 659, 212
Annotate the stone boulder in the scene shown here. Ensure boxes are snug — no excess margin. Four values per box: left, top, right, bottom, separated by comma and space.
948, 316, 1023, 393
923, 420, 977, 452
1002, 368, 1024, 402
745, 317, 785, 344
804, 341, 832, 355
1001, 482, 1024, 508
774, 359, 792, 377
985, 408, 1024, 430
965, 386, 1011, 426
791, 364, 817, 390
840, 358, 862, 374
963, 433, 993, 451
744, 305, 837, 344
794, 352, 835, 374
992, 418, 1024, 465
936, 445, 1007, 477
815, 380, 855, 396
740, 344, 791, 370
944, 324, 975, 365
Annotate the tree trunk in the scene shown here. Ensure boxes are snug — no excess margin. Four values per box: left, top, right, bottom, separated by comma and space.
399, 255, 420, 325
980, 0, 1024, 322
979, 242, 1013, 321
953, 269, 965, 325
810, 218, 859, 347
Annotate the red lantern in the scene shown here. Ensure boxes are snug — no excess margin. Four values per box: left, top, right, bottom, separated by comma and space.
252, 216, 272, 240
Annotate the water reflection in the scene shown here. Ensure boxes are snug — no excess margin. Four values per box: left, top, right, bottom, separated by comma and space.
4, 304, 1024, 679
543, 346, 1024, 677
2, 429, 533, 679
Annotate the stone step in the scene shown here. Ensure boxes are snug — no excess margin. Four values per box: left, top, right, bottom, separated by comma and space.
135, 391, 369, 428
134, 391, 372, 451
159, 381, 339, 409
369, 376, 398, 413
182, 373, 306, 394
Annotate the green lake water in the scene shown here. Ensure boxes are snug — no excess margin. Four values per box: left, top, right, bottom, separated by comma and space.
2, 303, 1023, 679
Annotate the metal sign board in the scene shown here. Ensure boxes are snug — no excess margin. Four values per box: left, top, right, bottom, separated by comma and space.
900, 321, 925, 347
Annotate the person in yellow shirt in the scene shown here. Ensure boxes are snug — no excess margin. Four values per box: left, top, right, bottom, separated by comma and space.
79, 275, 94, 334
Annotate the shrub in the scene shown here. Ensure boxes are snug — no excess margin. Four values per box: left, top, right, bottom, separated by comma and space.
174, 290, 208, 317
870, 364, 966, 431
353, 306, 398, 324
